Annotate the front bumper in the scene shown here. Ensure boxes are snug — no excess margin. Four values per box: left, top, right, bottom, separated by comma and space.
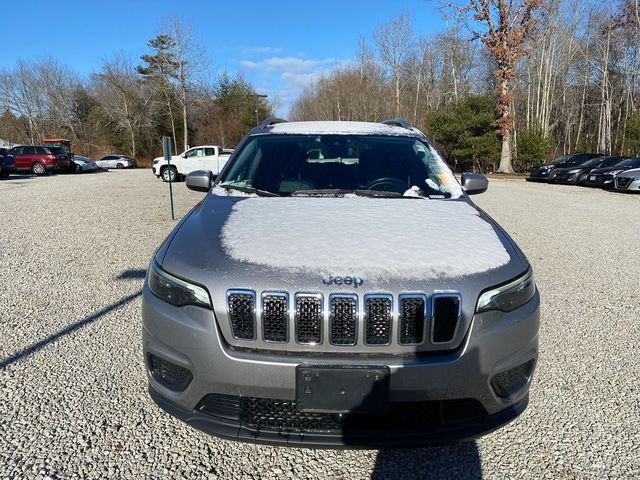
585, 175, 614, 188
142, 283, 540, 447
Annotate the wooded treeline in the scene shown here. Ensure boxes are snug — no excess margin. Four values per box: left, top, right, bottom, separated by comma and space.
0, 18, 271, 163
291, 0, 640, 171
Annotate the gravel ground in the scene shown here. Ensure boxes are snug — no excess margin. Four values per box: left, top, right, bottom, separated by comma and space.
0, 170, 638, 479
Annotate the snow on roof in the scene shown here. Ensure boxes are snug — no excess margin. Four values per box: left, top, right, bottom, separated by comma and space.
265, 121, 422, 137
221, 197, 510, 280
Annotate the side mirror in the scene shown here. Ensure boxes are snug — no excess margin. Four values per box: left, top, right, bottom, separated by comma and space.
186, 170, 213, 192
461, 172, 489, 195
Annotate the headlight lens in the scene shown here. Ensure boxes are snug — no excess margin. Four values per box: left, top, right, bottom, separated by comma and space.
608, 169, 623, 176
148, 261, 211, 309
476, 269, 536, 313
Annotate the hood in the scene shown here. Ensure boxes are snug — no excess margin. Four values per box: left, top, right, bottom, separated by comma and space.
618, 168, 640, 179
160, 194, 527, 308
591, 166, 626, 174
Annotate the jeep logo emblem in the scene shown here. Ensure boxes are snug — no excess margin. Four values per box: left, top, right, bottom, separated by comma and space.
322, 276, 364, 288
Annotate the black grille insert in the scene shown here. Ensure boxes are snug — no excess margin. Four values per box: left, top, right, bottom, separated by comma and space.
196, 394, 487, 434
330, 295, 357, 345
262, 294, 288, 342
432, 295, 460, 343
365, 296, 392, 345
616, 177, 631, 188
228, 291, 256, 340
295, 295, 322, 344
399, 296, 426, 344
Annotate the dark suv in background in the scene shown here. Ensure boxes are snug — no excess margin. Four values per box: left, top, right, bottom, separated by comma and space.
528, 153, 602, 182
8, 145, 70, 175
0, 148, 16, 178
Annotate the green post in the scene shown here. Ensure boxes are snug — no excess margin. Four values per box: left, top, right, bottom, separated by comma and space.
163, 136, 175, 220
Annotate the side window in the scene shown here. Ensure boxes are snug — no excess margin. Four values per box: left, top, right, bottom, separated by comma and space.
185, 149, 196, 158
24, 146, 37, 155
103, 156, 114, 160
11, 147, 23, 155
38, 147, 50, 154
205, 148, 215, 156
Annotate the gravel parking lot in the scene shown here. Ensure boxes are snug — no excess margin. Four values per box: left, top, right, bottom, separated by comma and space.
1, 170, 638, 479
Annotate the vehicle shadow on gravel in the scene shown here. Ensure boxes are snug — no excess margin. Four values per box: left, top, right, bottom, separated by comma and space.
371, 443, 481, 479
0, 269, 146, 369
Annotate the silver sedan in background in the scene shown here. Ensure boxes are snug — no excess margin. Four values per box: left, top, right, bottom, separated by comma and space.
72, 155, 99, 173
96, 155, 137, 169
614, 167, 640, 192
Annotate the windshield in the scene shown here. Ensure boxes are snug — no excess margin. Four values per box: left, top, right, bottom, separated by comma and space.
553, 155, 571, 164
614, 158, 640, 168
217, 134, 461, 198
579, 157, 606, 169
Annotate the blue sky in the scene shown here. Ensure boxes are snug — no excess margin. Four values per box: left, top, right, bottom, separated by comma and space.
2, 0, 444, 115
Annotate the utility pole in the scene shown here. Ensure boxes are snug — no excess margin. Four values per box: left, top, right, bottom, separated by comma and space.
253, 94, 268, 126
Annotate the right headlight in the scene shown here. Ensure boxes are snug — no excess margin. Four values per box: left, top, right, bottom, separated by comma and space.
148, 260, 212, 309
476, 269, 536, 313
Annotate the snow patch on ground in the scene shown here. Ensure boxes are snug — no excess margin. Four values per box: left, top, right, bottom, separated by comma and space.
220, 197, 510, 280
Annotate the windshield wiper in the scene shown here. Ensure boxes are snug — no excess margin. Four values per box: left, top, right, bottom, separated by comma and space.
218, 184, 280, 197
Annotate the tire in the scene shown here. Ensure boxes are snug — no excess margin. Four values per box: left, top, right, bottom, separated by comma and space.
0, 169, 8, 178
32, 162, 46, 176
116, 163, 124, 169
161, 166, 178, 183
577, 173, 588, 186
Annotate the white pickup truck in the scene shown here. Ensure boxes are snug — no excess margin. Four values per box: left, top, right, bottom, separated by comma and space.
152, 145, 233, 182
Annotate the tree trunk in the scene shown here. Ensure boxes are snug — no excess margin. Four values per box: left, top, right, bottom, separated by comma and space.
498, 129, 513, 173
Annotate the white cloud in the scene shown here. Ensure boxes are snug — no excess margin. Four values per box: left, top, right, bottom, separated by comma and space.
238, 55, 341, 115
242, 46, 283, 55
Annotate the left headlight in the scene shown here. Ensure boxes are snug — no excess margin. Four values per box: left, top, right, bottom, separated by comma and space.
148, 260, 212, 309
476, 269, 536, 313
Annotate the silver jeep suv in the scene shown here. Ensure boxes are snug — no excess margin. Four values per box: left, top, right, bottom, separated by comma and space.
142, 119, 539, 448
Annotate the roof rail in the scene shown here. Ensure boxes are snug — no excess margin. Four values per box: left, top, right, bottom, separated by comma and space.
258, 117, 288, 129
381, 118, 412, 130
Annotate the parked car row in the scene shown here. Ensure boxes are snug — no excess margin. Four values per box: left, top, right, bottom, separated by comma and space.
0, 145, 136, 178
528, 153, 640, 193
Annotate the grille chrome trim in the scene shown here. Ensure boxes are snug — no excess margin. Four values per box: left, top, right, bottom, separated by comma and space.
363, 294, 393, 346
430, 292, 462, 344
226, 289, 257, 340
260, 291, 289, 343
329, 293, 359, 346
294, 293, 324, 345
398, 293, 428, 345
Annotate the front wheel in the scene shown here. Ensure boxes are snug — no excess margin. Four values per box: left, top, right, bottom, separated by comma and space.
116, 163, 124, 169
577, 173, 588, 186
32, 162, 46, 175
161, 166, 178, 182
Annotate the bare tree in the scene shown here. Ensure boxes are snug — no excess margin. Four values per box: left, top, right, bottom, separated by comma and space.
373, 13, 415, 117
445, 0, 551, 173
161, 16, 207, 152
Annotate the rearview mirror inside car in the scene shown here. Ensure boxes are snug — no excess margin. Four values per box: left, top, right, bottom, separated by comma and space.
461, 173, 489, 195
186, 170, 213, 192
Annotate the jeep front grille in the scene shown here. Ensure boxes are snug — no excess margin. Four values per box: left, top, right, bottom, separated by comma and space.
227, 291, 256, 340
399, 295, 427, 344
329, 295, 358, 345
224, 290, 463, 351
295, 294, 322, 344
262, 293, 288, 342
364, 295, 392, 345
432, 294, 461, 343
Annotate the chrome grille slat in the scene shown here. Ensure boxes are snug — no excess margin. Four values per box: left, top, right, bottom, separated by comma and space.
399, 295, 427, 345
262, 293, 288, 342
227, 290, 256, 340
295, 294, 323, 344
364, 294, 392, 345
329, 294, 358, 345
431, 294, 461, 344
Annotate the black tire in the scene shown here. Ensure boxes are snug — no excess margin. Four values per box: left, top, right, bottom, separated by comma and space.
0, 169, 8, 178
161, 166, 178, 182
116, 163, 124, 169
577, 173, 588, 186
32, 162, 46, 176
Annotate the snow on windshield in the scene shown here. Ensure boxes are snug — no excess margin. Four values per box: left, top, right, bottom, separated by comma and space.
221, 197, 510, 280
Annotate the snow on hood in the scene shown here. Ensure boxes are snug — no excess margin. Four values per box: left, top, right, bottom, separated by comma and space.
220, 197, 510, 280
267, 121, 421, 137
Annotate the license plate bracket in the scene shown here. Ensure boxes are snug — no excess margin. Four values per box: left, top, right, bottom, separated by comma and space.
296, 366, 390, 414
